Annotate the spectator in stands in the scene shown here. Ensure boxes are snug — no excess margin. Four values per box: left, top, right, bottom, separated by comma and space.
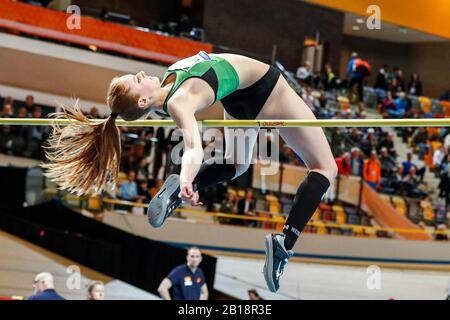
350, 147, 363, 177
296, 61, 313, 86
248, 289, 264, 300
379, 147, 396, 177
379, 91, 396, 117
118, 171, 139, 203
374, 64, 389, 91
10, 107, 29, 156
24, 95, 35, 115
408, 73, 423, 97
321, 63, 336, 91
237, 188, 256, 227
387, 92, 409, 118
440, 89, 450, 102
335, 152, 351, 176
2, 96, 14, 109
361, 128, 378, 157
0, 103, 13, 153
402, 152, 425, 181
28, 272, 65, 300
48, 0, 73, 12
345, 52, 364, 103
402, 166, 426, 198
220, 190, 237, 224
88, 107, 101, 119
386, 164, 405, 194
137, 179, 150, 202
26, 107, 47, 159
433, 145, 447, 170
158, 247, 208, 300
378, 132, 396, 158
438, 154, 450, 205
363, 150, 381, 190
87, 280, 105, 300
136, 158, 149, 182
412, 127, 430, 160
395, 69, 406, 91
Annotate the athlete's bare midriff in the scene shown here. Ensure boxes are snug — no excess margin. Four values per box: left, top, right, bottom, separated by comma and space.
210, 53, 270, 90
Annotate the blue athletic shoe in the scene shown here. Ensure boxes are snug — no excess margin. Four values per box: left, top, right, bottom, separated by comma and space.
147, 174, 182, 228
263, 233, 293, 292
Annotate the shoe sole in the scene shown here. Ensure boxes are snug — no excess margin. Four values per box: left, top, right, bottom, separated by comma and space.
263, 233, 277, 292
147, 174, 181, 228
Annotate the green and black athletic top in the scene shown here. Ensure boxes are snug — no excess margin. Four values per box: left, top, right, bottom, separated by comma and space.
154, 51, 240, 117
154, 51, 281, 120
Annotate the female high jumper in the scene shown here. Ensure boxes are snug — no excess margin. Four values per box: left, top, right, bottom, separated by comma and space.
44, 51, 337, 293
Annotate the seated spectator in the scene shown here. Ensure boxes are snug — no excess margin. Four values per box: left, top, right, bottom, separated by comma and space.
412, 127, 430, 160
363, 150, 381, 191
378, 132, 396, 158
29, 272, 65, 300
379, 91, 396, 116
219, 191, 237, 224
350, 147, 363, 177
407, 73, 423, 97
381, 164, 405, 194
387, 93, 408, 118
237, 188, 256, 227
335, 152, 351, 176
87, 280, 105, 300
402, 166, 427, 198
402, 152, 426, 181
118, 171, 139, 202
379, 147, 397, 177
296, 61, 313, 85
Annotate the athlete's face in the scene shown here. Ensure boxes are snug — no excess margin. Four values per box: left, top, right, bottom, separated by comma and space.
121, 71, 160, 101
186, 248, 202, 268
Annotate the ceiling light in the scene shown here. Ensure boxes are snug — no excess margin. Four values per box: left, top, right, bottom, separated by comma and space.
356, 18, 364, 24
352, 25, 360, 31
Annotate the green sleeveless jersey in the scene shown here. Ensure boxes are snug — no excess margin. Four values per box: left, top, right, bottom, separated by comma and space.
158, 51, 240, 116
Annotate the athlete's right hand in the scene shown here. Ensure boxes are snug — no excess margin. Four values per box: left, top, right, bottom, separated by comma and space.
181, 182, 203, 207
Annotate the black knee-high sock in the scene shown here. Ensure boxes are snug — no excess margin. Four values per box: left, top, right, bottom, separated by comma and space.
192, 158, 236, 191
283, 171, 330, 250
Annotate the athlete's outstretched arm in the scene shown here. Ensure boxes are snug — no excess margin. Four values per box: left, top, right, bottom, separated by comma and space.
167, 100, 204, 200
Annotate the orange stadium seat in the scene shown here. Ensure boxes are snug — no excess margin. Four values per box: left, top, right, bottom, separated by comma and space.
0, 0, 212, 63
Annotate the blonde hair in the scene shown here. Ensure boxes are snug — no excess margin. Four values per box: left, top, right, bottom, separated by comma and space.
42, 77, 149, 195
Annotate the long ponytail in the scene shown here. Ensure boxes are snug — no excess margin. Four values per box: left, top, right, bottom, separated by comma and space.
42, 102, 121, 195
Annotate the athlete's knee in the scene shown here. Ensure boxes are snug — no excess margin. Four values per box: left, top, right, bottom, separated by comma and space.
311, 162, 337, 185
